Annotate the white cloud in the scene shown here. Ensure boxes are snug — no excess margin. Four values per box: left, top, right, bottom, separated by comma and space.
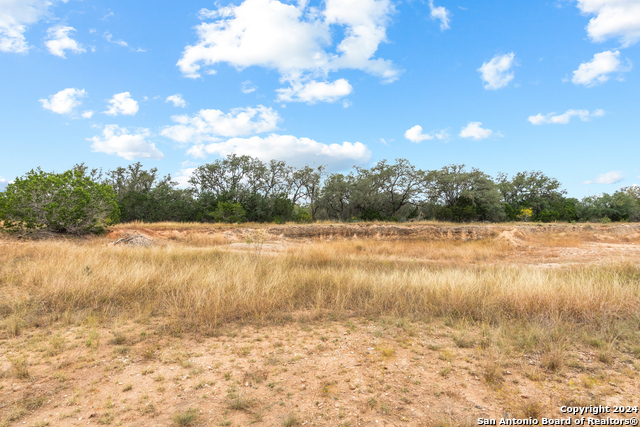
172, 167, 197, 188
189, 134, 371, 168
428, 0, 451, 31
0, 0, 64, 53
177, 0, 398, 101
241, 80, 257, 94
103, 31, 128, 47
161, 105, 280, 144
166, 94, 186, 108
583, 170, 624, 185
105, 92, 139, 116
45, 25, 85, 58
572, 50, 631, 86
576, 0, 640, 47
81, 110, 94, 119
40, 88, 86, 115
478, 52, 516, 90
404, 125, 449, 143
276, 78, 353, 103
88, 125, 163, 160
459, 122, 499, 140
528, 108, 605, 125
405, 125, 433, 143
0, 176, 9, 191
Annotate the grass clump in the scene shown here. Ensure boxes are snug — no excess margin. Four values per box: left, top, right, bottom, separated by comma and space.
9, 356, 31, 380
282, 412, 300, 427
172, 408, 199, 427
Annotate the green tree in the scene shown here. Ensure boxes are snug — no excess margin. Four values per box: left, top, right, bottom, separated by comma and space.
211, 202, 246, 223
496, 171, 566, 220
105, 162, 196, 222
577, 191, 639, 222
0, 167, 119, 235
427, 165, 505, 222
318, 173, 354, 221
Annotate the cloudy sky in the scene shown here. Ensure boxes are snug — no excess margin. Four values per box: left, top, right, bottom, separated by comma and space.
1, 0, 639, 196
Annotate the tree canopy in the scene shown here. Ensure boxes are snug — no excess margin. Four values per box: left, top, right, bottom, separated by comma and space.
2, 156, 639, 232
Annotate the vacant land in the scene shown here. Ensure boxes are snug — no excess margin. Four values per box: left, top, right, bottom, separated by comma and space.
1, 222, 640, 426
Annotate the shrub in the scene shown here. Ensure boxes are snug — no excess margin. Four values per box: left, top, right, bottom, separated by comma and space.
517, 207, 533, 222
0, 168, 119, 235
211, 201, 246, 223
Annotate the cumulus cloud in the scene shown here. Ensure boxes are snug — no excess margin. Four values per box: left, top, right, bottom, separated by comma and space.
161, 105, 280, 144
88, 125, 163, 160
40, 88, 86, 115
45, 25, 85, 58
583, 171, 624, 185
177, 0, 398, 102
276, 78, 353, 103
459, 122, 499, 140
81, 110, 94, 119
478, 52, 516, 90
528, 109, 605, 125
404, 125, 448, 143
0, 0, 63, 53
172, 167, 197, 188
105, 92, 139, 116
166, 94, 186, 108
576, 0, 640, 47
572, 50, 631, 86
429, 0, 451, 31
188, 134, 371, 168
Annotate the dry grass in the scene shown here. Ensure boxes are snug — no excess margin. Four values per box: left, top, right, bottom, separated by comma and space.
1, 223, 640, 425
1, 233, 639, 337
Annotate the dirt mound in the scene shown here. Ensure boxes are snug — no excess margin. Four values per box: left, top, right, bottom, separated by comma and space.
497, 229, 526, 246
112, 232, 153, 247
265, 224, 503, 241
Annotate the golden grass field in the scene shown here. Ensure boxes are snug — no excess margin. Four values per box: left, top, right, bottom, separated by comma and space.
1, 222, 640, 426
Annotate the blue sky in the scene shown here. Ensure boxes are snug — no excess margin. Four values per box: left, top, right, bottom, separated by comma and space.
1, 0, 639, 197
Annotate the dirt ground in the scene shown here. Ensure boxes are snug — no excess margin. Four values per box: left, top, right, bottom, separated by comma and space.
2, 223, 640, 426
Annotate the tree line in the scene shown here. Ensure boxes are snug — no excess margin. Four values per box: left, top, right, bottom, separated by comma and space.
1, 155, 639, 234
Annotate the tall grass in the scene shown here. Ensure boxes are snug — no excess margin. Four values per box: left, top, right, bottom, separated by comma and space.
1, 237, 639, 335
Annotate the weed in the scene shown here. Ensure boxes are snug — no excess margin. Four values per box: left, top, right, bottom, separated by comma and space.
483, 361, 503, 385
379, 346, 396, 358
439, 366, 452, 377
282, 412, 300, 427
109, 332, 127, 345
226, 385, 255, 411
522, 401, 542, 419
9, 356, 30, 380
452, 331, 475, 348
173, 408, 199, 426
597, 349, 612, 364
542, 348, 564, 372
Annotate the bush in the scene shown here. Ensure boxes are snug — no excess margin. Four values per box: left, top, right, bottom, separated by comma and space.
0, 168, 119, 235
211, 202, 246, 223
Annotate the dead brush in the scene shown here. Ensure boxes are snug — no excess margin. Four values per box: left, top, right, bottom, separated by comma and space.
541, 347, 565, 372
9, 356, 31, 380
243, 369, 268, 385
6, 315, 23, 338
226, 385, 256, 411
522, 401, 543, 419
482, 359, 503, 385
